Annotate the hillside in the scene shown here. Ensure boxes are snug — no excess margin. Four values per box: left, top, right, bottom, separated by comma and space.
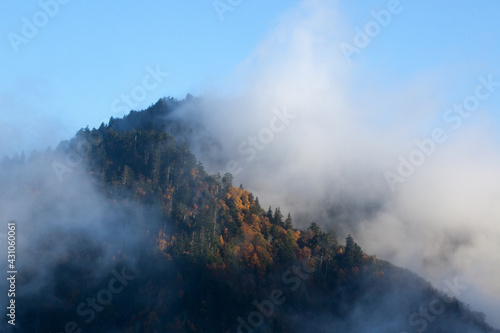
1, 98, 498, 332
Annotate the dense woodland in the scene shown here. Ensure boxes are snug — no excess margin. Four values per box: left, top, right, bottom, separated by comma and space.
2, 98, 498, 332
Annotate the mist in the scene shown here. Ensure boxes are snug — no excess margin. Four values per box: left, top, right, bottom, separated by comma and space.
0, 92, 72, 159
168, 0, 500, 328
0, 145, 158, 331
1, 0, 498, 330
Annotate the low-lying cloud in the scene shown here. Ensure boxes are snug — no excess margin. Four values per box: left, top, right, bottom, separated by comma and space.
0, 148, 155, 331
169, 0, 500, 327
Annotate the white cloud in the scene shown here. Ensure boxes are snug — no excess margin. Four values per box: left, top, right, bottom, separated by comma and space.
173, 0, 500, 327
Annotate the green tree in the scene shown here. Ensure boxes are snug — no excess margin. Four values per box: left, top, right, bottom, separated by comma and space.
284, 213, 293, 230
221, 173, 233, 190
266, 206, 274, 223
308, 222, 321, 236
273, 207, 284, 227
250, 196, 262, 215
345, 234, 363, 268
275, 230, 298, 265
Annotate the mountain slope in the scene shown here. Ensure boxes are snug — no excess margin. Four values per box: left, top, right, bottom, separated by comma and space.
1, 98, 498, 332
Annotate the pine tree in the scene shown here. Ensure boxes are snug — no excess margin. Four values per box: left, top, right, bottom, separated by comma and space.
250, 197, 262, 215
266, 206, 274, 223
345, 234, 363, 268
308, 222, 321, 236
273, 207, 284, 227
222, 173, 233, 190
284, 213, 293, 230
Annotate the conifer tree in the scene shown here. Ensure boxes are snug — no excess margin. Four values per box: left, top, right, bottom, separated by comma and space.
284, 213, 293, 229
274, 207, 284, 227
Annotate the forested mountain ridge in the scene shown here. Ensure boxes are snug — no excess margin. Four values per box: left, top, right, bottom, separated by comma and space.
1, 98, 498, 332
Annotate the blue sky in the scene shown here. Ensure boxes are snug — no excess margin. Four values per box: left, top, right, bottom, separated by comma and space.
0, 1, 298, 155
1, 0, 500, 156
2, 1, 500, 327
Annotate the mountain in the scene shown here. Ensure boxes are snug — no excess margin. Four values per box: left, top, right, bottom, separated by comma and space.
0, 97, 498, 333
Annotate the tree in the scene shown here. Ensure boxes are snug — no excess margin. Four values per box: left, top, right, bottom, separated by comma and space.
152, 144, 162, 188
308, 222, 321, 236
345, 234, 363, 268
323, 230, 337, 250
345, 235, 354, 252
276, 230, 298, 265
121, 165, 134, 187
284, 213, 293, 230
221, 173, 233, 190
273, 207, 284, 227
266, 206, 274, 223
250, 196, 262, 215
